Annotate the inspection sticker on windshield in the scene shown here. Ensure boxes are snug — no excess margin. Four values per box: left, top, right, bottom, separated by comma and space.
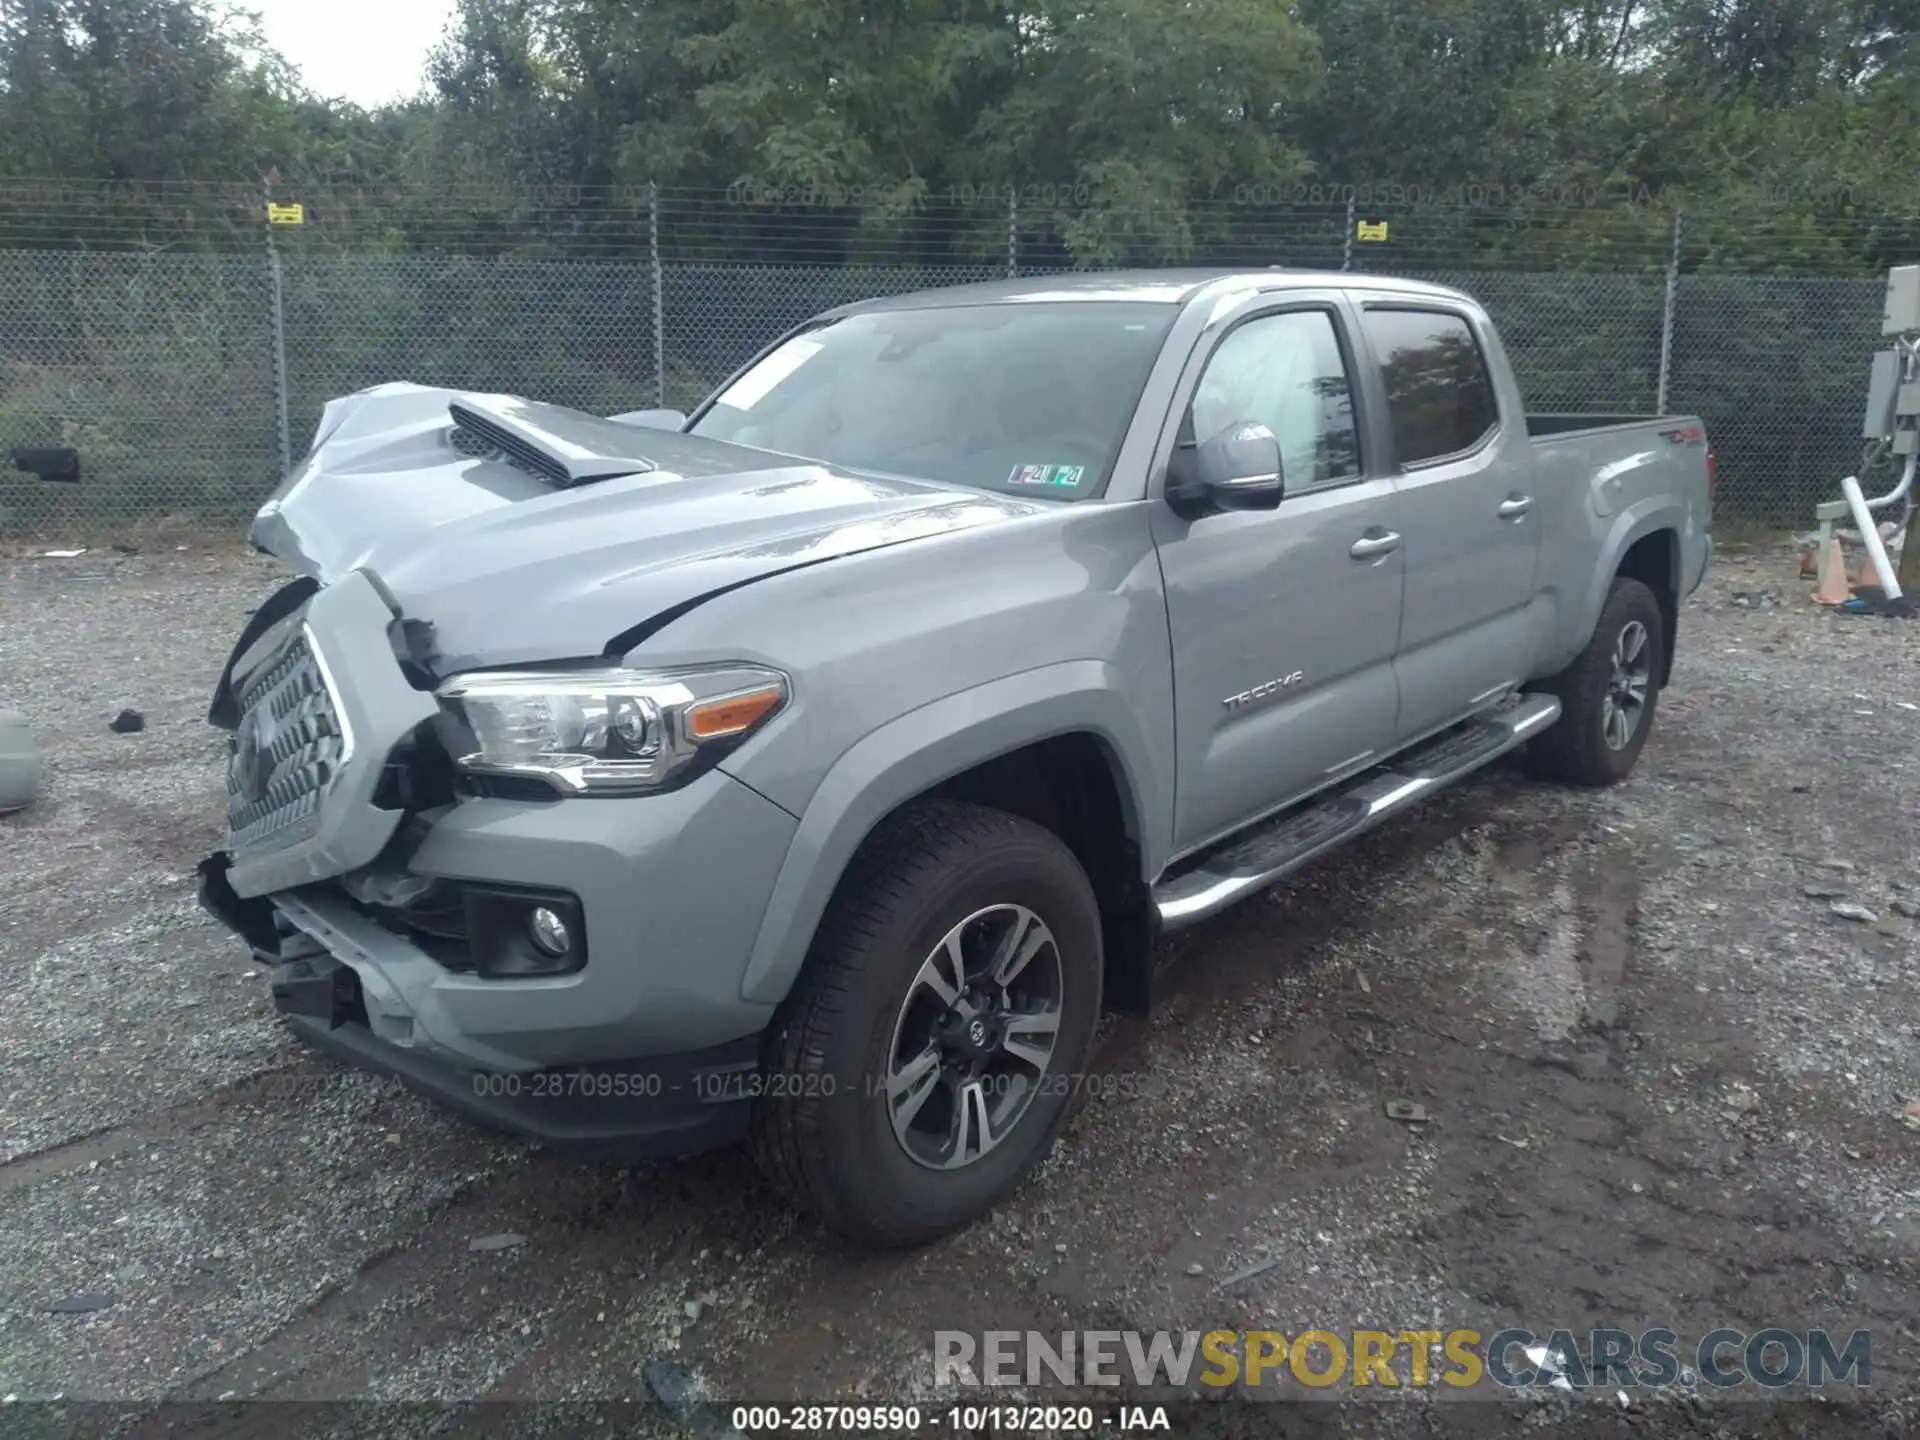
1009, 463, 1087, 489
714, 336, 823, 411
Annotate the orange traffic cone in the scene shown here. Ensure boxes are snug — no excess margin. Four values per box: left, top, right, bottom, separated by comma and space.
1812, 537, 1852, 605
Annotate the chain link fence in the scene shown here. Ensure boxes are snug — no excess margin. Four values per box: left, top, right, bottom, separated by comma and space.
0, 185, 1911, 531
0, 250, 279, 525
279, 255, 663, 462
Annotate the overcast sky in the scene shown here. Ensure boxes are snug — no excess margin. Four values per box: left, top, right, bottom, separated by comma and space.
251, 0, 458, 109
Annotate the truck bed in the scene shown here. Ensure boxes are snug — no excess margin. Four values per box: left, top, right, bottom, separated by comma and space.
1526, 412, 1672, 439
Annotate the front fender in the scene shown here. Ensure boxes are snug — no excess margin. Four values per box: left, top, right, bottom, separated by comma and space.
736, 661, 1165, 1006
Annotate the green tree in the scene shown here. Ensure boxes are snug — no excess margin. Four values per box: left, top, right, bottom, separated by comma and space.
674, 0, 1321, 262
0, 0, 306, 179
975, 0, 1321, 238
412, 0, 724, 188
676, 0, 1019, 214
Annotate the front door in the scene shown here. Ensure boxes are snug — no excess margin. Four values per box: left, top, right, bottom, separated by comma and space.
1354, 303, 1544, 742
1151, 299, 1405, 858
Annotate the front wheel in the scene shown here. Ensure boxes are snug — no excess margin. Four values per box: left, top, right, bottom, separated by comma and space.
752, 800, 1103, 1247
1519, 576, 1666, 787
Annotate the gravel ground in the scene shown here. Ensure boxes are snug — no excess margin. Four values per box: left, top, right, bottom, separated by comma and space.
1, 539, 1917, 1438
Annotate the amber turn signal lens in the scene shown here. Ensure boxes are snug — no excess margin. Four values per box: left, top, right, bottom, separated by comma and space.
687, 684, 784, 741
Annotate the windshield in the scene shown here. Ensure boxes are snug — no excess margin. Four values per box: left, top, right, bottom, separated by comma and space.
688, 301, 1177, 500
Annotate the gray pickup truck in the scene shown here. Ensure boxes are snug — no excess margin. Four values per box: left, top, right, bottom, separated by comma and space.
199, 269, 1712, 1246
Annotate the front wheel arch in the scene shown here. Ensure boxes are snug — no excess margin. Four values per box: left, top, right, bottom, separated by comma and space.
737, 665, 1164, 1009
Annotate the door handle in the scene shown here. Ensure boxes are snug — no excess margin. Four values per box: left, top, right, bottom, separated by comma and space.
1349, 530, 1401, 560
1497, 494, 1533, 519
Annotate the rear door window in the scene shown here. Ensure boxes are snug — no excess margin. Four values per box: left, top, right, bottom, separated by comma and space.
1360, 308, 1500, 466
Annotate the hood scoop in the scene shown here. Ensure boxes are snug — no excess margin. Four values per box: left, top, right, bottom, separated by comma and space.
448, 396, 658, 489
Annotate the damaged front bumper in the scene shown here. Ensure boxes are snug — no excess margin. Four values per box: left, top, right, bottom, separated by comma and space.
198, 852, 763, 1159
202, 559, 804, 1160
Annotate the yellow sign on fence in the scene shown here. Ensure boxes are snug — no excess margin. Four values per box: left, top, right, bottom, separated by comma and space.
266, 203, 305, 226
1355, 220, 1389, 243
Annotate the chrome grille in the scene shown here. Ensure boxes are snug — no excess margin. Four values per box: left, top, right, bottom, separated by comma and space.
226, 627, 348, 851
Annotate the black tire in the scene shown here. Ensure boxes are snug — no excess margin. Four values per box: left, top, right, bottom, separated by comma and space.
1520, 576, 1666, 787
751, 799, 1103, 1248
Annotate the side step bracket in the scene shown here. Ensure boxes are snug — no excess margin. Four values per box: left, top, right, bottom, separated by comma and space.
1151, 693, 1561, 931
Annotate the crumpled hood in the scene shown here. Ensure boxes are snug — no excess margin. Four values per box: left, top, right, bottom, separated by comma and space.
251, 383, 1043, 673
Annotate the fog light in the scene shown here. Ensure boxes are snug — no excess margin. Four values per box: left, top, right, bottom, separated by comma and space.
461, 885, 587, 978
528, 906, 571, 957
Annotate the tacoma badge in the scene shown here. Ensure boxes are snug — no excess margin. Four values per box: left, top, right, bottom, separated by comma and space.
1224, 671, 1305, 710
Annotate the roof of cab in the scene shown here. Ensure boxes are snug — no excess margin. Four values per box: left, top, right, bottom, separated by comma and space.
826, 267, 1475, 315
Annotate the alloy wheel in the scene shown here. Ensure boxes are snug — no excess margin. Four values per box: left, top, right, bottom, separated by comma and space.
882, 904, 1064, 1170
1601, 619, 1652, 751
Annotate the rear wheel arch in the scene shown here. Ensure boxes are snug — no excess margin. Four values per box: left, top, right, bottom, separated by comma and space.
1614, 528, 1680, 686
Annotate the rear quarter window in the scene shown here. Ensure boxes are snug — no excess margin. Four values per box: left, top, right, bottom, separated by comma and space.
1360, 308, 1500, 466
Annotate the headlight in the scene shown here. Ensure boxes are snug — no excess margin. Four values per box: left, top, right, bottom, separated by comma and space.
435, 664, 788, 796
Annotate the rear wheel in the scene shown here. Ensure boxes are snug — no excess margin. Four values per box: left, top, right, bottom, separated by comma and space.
1520, 576, 1665, 787
752, 800, 1103, 1247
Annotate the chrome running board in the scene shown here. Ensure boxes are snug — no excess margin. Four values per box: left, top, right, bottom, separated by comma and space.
1152, 694, 1561, 931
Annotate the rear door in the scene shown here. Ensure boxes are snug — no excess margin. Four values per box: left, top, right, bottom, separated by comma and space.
1354, 302, 1543, 743
1151, 293, 1405, 858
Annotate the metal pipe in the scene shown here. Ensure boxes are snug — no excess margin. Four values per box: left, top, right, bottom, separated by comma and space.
1841, 474, 1903, 600
264, 179, 293, 479
1862, 449, 1916, 511
1656, 208, 1684, 415
268, 250, 292, 479
1007, 191, 1019, 279
649, 182, 666, 411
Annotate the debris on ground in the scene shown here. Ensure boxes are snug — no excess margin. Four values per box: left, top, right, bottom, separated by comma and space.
467, 1233, 527, 1254
1218, 1254, 1285, 1289
107, 709, 145, 734
1829, 900, 1879, 924
0, 709, 43, 816
43, 1293, 114, 1315
1383, 1099, 1429, 1124
1842, 589, 1919, 619
644, 1359, 720, 1430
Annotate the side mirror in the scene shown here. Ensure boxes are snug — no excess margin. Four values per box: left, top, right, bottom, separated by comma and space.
1167, 420, 1284, 515
609, 408, 688, 431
